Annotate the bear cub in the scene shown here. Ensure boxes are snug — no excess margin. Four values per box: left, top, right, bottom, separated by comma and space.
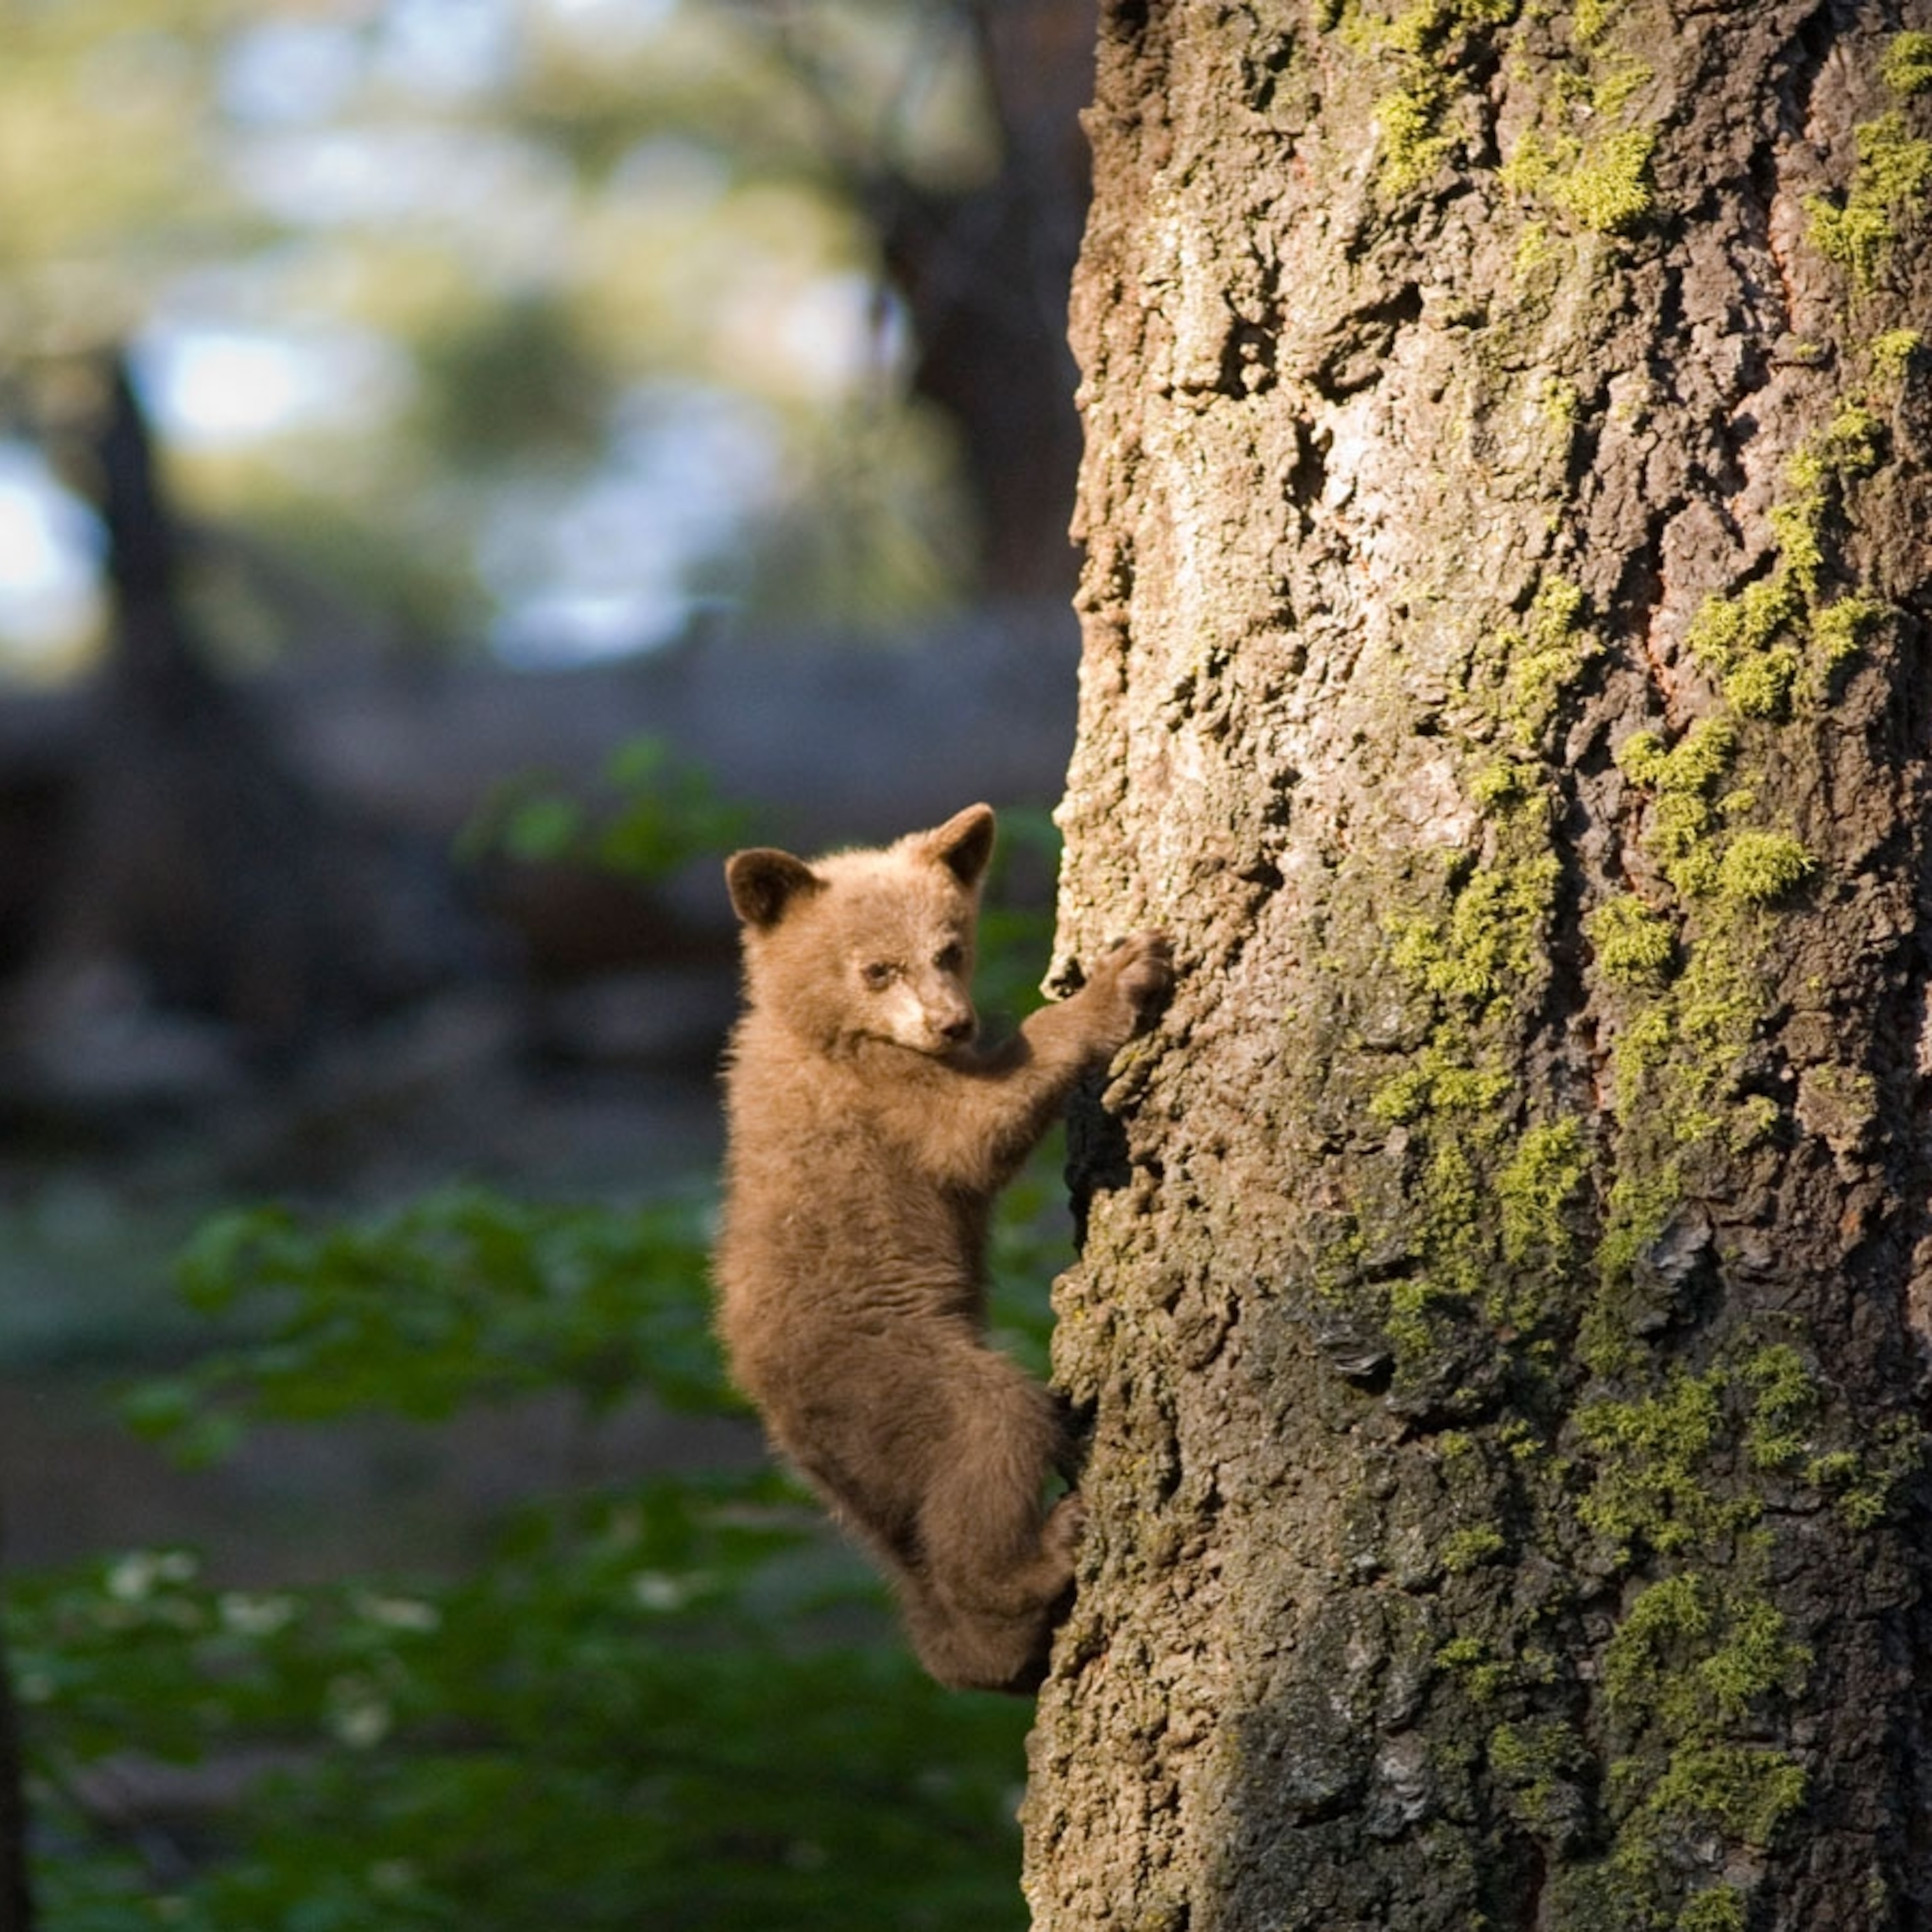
714, 803, 1172, 1692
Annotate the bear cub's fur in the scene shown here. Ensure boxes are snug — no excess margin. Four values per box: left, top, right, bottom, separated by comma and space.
714, 803, 1172, 1692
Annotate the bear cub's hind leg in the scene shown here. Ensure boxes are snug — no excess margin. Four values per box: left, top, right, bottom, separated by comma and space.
904, 1354, 1082, 1690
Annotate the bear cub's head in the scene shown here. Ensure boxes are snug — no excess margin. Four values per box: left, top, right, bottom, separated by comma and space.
726, 804, 997, 1057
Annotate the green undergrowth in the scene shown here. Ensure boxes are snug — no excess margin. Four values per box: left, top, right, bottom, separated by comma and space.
9, 1186, 1041, 1931
7, 775, 1067, 1932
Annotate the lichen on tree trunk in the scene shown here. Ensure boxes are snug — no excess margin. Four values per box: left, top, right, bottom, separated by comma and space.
1026, 3, 1932, 1928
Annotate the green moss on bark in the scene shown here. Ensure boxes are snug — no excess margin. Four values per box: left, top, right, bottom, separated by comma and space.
1502, 124, 1656, 233
1807, 111, 1932, 288
1324, 0, 1524, 193
1715, 830, 1815, 906
1806, 35, 1932, 287
1585, 896, 1675, 986
1260, 50, 1916, 1907
1575, 1369, 1735, 1558
1345, 348, 1899, 1916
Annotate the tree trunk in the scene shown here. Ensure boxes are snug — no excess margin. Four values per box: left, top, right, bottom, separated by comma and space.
1027, 4, 1932, 1928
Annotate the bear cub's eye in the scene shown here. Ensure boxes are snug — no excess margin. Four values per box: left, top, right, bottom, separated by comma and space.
860, 962, 896, 990
935, 942, 965, 974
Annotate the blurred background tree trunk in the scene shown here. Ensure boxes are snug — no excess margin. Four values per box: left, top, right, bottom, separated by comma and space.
880, 0, 1094, 599
1028, 2, 1932, 1925
15, 358, 474, 1055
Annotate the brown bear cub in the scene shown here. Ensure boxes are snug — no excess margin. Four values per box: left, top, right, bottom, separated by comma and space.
714, 803, 1172, 1692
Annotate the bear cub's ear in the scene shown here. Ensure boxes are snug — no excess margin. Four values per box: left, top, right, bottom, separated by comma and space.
726, 848, 823, 929
924, 803, 996, 889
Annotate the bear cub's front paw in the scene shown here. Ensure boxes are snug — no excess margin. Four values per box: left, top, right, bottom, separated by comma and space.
1108, 930, 1175, 1017
1042, 1491, 1088, 1567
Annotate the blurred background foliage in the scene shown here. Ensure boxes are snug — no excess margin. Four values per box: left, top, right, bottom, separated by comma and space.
0, 0, 1080, 679
3, 758, 1076, 1926
11, 1162, 1068, 1929
1, 1, 1097, 1921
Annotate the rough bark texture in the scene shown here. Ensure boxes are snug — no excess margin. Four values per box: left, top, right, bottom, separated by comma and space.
1027, 3, 1932, 1928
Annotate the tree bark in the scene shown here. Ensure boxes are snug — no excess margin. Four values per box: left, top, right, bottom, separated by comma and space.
1027, 3, 1932, 1928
